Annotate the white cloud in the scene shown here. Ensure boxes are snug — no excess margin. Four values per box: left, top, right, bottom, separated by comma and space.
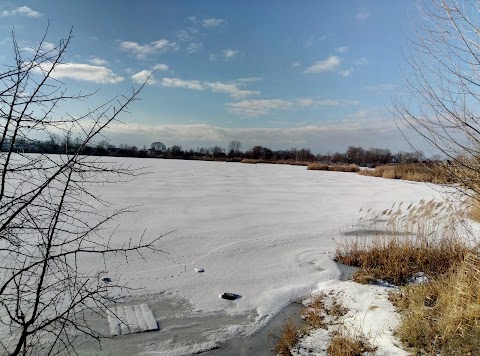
365, 83, 396, 92
22, 41, 55, 54
356, 9, 371, 23
205, 82, 259, 99
177, 30, 190, 42
160, 77, 259, 98
35, 62, 123, 84
335, 46, 349, 53
161, 77, 204, 90
186, 42, 203, 54
132, 70, 157, 85
304, 35, 327, 48
119, 39, 178, 58
291, 61, 301, 69
222, 49, 238, 59
227, 97, 359, 117
103, 108, 401, 153
304, 56, 341, 73
354, 57, 369, 65
153, 64, 168, 71
234, 77, 262, 84
1, 6, 42, 18
339, 68, 354, 77
210, 49, 239, 61
131, 64, 168, 85
203, 18, 225, 28
89, 57, 109, 66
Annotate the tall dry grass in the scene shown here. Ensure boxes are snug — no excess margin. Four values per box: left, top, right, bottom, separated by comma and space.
335, 199, 471, 285
336, 199, 480, 354
274, 318, 300, 356
307, 163, 359, 172
392, 253, 480, 354
241, 159, 310, 166
327, 328, 377, 356
358, 163, 448, 183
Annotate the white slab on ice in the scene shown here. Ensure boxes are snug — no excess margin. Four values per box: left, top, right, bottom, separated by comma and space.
107, 304, 158, 336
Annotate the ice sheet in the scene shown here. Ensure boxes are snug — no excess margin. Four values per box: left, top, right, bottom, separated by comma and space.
71, 158, 449, 353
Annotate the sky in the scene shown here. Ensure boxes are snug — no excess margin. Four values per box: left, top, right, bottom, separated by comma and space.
0, 1, 419, 154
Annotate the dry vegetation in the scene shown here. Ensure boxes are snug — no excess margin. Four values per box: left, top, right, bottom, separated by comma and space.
241, 158, 310, 166
327, 329, 377, 356
275, 318, 300, 355
275, 292, 374, 355
390, 253, 480, 355
336, 200, 471, 285
336, 200, 480, 354
307, 162, 450, 182
307, 163, 360, 172
358, 163, 448, 183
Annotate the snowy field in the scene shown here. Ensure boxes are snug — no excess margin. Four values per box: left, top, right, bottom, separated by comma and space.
66, 158, 449, 355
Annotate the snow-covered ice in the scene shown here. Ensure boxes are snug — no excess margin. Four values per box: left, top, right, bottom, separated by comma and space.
65, 158, 449, 354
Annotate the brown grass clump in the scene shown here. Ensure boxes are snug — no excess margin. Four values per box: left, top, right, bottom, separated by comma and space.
392, 253, 480, 354
307, 163, 359, 172
241, 158, 259, 164
358, 163, 448, 183
276, 292, 354, 354
307, 163, 329, 170
330, 164, 360, 173
274, 318, 300, 356
327, 329, 377, 356
469, 197, 480, 222
301, 293, 328, 329
335, 200, 472, 285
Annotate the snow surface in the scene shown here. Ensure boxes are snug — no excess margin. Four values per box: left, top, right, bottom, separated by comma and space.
69, 158, 450, 354
294, 280, 408, 355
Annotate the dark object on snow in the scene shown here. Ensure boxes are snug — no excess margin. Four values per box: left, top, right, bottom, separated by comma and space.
101, 277, 112, 283
220, 293, 240, 300
195, 268, 204, 273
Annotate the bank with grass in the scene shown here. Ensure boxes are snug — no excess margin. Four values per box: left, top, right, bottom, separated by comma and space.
276, 199, 480, 355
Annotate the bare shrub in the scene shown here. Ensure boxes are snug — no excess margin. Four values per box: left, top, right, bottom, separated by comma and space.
0, 30, 162, 355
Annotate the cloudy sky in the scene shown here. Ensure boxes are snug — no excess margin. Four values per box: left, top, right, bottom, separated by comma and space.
0, 1, 418, 153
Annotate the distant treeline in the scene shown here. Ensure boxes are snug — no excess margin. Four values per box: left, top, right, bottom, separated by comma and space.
2, 137, 431, 167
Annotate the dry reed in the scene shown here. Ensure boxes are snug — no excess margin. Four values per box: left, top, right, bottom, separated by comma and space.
307, 163, 359, 172
358, 163, 448, 183
274, 318, 300, 356
335, 199, 471, 285
327, 328, 377, 356
336, 199, 480, 354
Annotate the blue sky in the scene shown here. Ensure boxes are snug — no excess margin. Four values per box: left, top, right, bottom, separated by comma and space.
0, 1, 417, 153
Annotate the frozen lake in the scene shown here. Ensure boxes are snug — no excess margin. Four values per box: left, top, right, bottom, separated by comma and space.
67, 158, 445, 355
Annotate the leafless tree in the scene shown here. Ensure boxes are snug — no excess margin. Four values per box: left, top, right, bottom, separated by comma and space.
227, 140, 241, 155
395, 0, 480, 202
0, 29, 163, 355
